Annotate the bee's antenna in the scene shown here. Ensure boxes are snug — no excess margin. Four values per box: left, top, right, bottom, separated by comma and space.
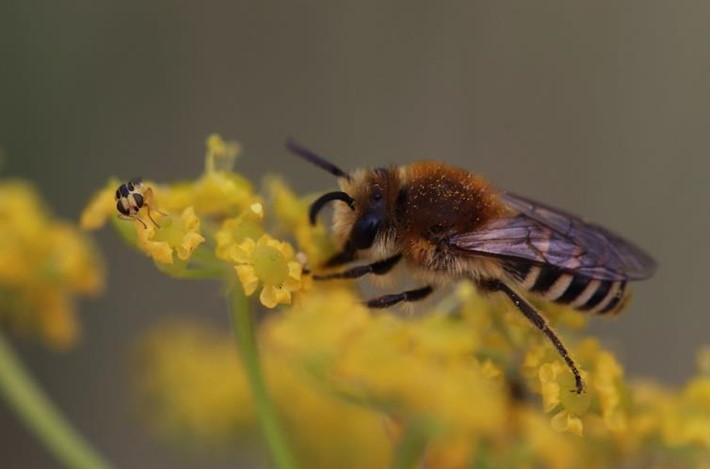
309, 191, 355, 225
286, 139, 351, 181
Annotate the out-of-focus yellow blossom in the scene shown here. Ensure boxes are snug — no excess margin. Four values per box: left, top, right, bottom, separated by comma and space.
190, 170, 256, 219
134, 320, 253, 443
592, 350, 627, 432
134, 318, 392, 468
265, 176, 335, 265
214, 203, 265, 261
265, 289, 512, 466
135, 206, 205, 265
232, 235, 303, 308
79, 179, 119, 231
204, 133, 241, 173
661, 376, 710, 448
132, 285, 710, 468
188, 134, 258, 218
0, 180, 103, 348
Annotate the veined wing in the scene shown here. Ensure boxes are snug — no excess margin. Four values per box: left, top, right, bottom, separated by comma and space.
449, 192, 657, 281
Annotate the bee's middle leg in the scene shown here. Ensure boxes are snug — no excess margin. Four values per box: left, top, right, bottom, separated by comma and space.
365, 285, 434, 309
315, 254, 402, 280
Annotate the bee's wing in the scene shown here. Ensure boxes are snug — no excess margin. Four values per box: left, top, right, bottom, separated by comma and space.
450, 192, 657, 281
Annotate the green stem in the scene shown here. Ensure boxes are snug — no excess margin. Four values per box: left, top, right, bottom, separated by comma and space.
226, 283, 298, 469
0, 332, 114, 469
389, 419, 431, 469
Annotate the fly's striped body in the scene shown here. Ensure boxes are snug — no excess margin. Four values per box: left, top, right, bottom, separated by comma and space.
114, 178, 163, 229
503, 262, 628, 315
287, 140, 657, 393
116, 179, 145, 217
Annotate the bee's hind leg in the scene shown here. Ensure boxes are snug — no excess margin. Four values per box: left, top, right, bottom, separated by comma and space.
478, 278, 585, 394
315, 254, 402, 280
365, 285, 433, 309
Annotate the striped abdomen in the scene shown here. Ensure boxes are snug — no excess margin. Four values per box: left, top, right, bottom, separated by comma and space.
503, 261, 629, 315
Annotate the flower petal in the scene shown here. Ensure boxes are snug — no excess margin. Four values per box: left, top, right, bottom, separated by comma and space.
235, 265, 259, 296
259, 285, 291, 309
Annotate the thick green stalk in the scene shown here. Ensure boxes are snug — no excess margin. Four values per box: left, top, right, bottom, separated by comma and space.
226, 284, 298, 469
389, 419, 431, 469
0, 332, 114, 469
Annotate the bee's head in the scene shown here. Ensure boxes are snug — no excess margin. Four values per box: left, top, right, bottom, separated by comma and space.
287, 140, 400, 254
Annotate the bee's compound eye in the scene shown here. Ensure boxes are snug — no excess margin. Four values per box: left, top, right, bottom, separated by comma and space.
351, 214, 380, 250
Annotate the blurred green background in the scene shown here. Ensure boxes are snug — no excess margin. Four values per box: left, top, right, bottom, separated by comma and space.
2, 1, 709, 467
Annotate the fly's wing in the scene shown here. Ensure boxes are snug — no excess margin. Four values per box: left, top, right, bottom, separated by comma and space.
449, 192, 657, 281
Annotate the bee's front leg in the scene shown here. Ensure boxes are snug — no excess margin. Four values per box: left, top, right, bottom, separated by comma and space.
315, 254, 402, 280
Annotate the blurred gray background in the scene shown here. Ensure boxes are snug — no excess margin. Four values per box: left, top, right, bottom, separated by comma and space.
1, 1, 709, 467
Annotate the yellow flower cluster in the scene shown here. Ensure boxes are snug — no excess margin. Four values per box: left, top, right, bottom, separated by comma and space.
133, 320, 253, 443
134, 284, 710, 469
81, 134, 318, 307
0, 181, 104, 348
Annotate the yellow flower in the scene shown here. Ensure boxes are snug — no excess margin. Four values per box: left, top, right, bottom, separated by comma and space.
134, 320, 253, 442
79, 180, 118, 231
214, 203, 265, 261
231, 235, 303, 308
520, 409, 580, 469
136, 206, 205, 265
662, 377, 710, 447
593, 350, 627, 432
266, 288, 507, 436
539, 362, 590, 436
0, 180, 104, 348
550, 409, 584, 437
265, 176, 335, 265
204, 133, 241, 173
191, 171, 257, 219
189, 134, 257, 218
134, 318, 392, 467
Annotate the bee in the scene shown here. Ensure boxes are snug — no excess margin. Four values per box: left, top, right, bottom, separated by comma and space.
287, 140, 657, 393
115, 178, 162, 229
